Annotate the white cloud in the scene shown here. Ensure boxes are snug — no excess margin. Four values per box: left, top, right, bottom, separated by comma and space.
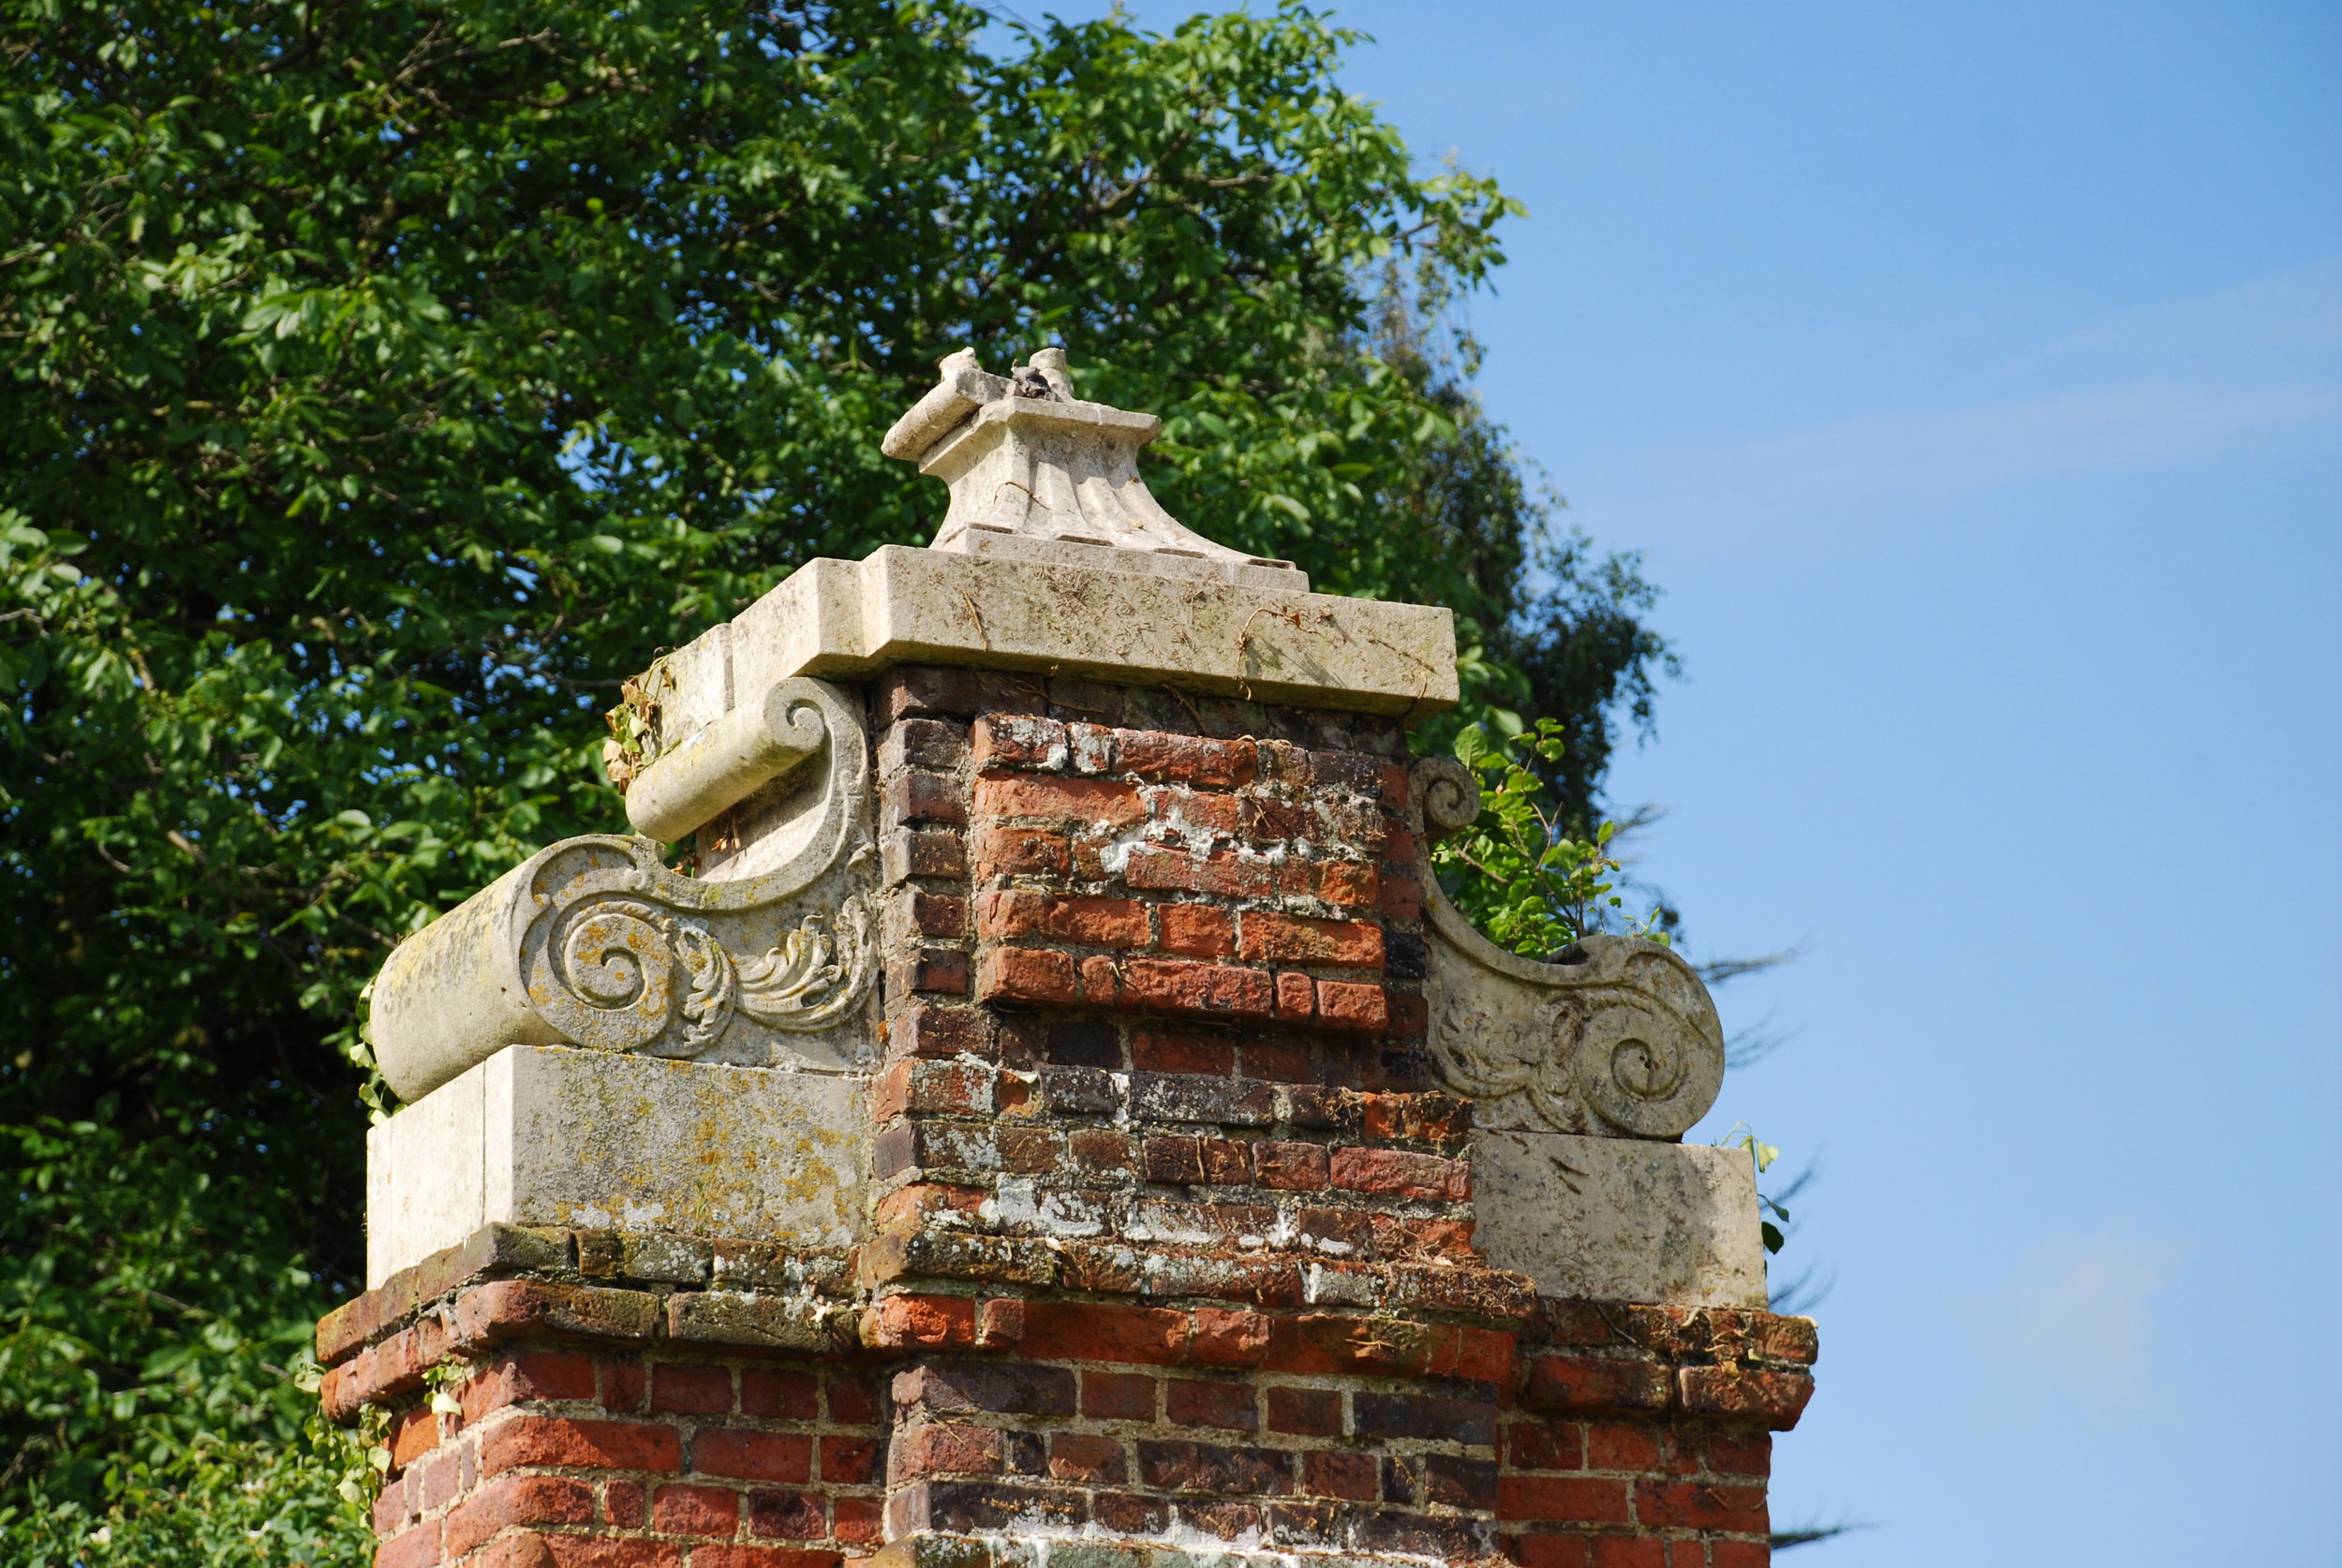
1608, 259, 2342, 537
1706, 378, 2342, 512
1969, 1221, 2186, 1416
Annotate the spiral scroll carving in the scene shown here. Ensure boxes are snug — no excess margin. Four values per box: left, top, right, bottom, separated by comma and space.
1410, 756, 1483, 841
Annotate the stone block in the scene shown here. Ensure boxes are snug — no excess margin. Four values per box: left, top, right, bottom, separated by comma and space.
366, 1044, 866, 1287
1470, 1130, 1766, 1309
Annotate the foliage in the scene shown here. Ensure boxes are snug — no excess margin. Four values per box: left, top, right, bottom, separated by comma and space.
1372, 274, 1681, 829
0, 0, 1673, 1544
1430, 719, 1673, 958
1718, 1124, 1791, 1256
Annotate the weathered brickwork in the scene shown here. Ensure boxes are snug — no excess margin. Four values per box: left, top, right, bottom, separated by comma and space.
333, 663, 1813, 1567
864, 667, 1469, 1320
322, 1235, 1813, 1568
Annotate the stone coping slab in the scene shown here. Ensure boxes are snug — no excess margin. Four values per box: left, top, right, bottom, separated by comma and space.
656, 546, 1458, 733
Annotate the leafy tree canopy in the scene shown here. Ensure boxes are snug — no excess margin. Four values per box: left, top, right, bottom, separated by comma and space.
0, 1, 1673, 1555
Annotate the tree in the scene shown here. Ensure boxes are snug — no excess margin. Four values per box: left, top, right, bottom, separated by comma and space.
0, 2, 1673, 1554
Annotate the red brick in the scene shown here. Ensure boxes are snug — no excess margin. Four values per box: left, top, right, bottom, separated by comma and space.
1150, 786, 1245, 837
887, 1003, 992, 1061
462, 1349, 599, 1423
890, 1419, 1003, 1479
605, 1478, 647, 1529
1166, 1378, 1258, 1431
861, 1293, 976, 1350
833, 1497, 883, 1546
889, 949, 970, 996
1709, 1543, 1771, 1568
1315, 979, 1390, 1032
1200, 1138, 1253, 1185
1136, 1439, 1292, 1496
1636, 1480, 1769, 1532
1753, 1313, 1820, 1365
1376, 762, 1410, 810
1238, 911, 1384, 967
1189, 1308, 1273, 1368
1522, 1354, 1673, 1415
1696, 1430, 1772, 1479
1327, 1145, 1464, 1199
1158, 903, 1237, 958
883, 771, 966, 827
1078, 954, 1124, 1005
977, 1295, 1026, 1351
442, 1474, 595, 1559
727, 1368, 815, 1422
1314, 859, 1380, 910
696, 1548, 841, 1568
649, 1363, 734, 1415
1068, 1128, 1137, 1174
389, 1407, 439, 1470
1131, 1026, 1235, 1074
1240, 1039, 1312, 1081
1021, 1301, 1189, 1365
373, 1523, 442, 1568
977, 947, 1077, 1006
598, 1356, 645, 1413
1302, 1450, 1379, 1501
1112, 730, 1257, 787
1506, 1420, 1584, 1472
1267, 1385, 1342, 1437
825, 1371, 885, 1427
742, 1490, 828, 1543
975, 774, 1144, 826
693, 1428, 813, 1484
479, 1416, 681, 1477
973, 824, 1069, 880
1253, 1140, 1330, 1191
819, 1436, 882, 1485
1123, 957, 1275, 1019
1050, 1433, 1128, 1483
972, 714, 1067, 770
1584, 1421, 1663, 1473
1498, 1475, 1633, 1525
884, 825, 967, 882
1506, 1532, 1593, 1568
1125, 846, 1306, 898
1384, 987, 1430, 1036
978, 889, 1149, 947
899, 888, 968, 939
1082, 1369, 1159, 1420
1274, 969, 1316, 1021
1377, 874, 1424, 922
651, 1482, 740, 1536
1143, 1135, 1205, 1184
1589, 1541, 1667, 1568
1678, 1367, 1816, 1429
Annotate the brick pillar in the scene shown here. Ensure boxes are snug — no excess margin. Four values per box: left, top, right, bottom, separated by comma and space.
322, 663, 1814, 1568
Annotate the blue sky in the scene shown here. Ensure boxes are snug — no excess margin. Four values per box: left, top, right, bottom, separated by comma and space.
1018, 4, 2342, 1561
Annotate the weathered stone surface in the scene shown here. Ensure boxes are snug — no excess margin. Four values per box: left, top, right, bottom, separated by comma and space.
882, 348, 1298, 589
365, 1044, 867, 1287
652, 546, 1457, 731
367, 677, 876, 1102
1470, 1130, 1766, 1309
1412, 759, 1725, 1141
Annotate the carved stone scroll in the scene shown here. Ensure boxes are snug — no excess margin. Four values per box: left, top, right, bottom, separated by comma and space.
368, 678, 875, 1102
1410, 757, 1727, 1140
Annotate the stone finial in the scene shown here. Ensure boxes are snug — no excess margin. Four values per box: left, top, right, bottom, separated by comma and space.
882, 348, 1301, 586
